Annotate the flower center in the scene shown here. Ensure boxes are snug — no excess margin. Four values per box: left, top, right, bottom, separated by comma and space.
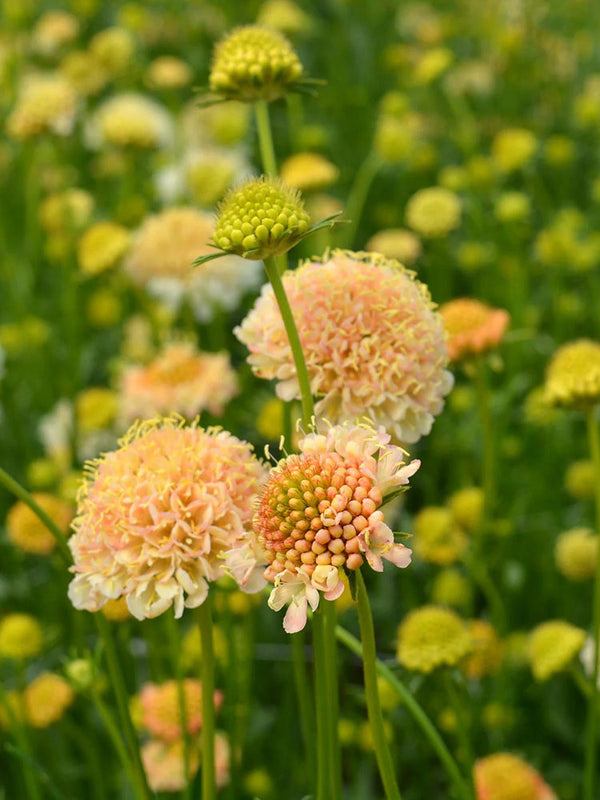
255, 451, 384, 580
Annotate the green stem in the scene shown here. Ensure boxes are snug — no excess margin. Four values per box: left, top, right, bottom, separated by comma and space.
165, 615, 192, 800
263, 256, 315, 428
0, 467, 71, 563
312, 607, 333, 800
254, 99, 277, 177
291, 631, 316, 779
94, 614, 151, 800
584, 407, 600, 800
355, 570, 402, 800
0, 679, 43, 800
91, 691, 141, 797
322, 599, 342, 800
198, 596, 216, 800
473, 358, 495, 517
342, 151, 381, 249
335, 624, 472, 800
443, 672, 474, 777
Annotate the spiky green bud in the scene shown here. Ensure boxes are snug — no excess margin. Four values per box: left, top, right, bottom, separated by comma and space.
213, 177, 311, 259
209, 25, 304, 103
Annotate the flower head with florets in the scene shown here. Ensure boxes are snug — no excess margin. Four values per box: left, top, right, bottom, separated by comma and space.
235, 250, 453, 444
231, 421, 419, 633
68, 415, 265, 620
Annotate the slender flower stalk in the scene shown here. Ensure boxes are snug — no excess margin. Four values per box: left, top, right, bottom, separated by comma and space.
291, 630, 316, 779
355, 570, 402, 800
584, 407, 600, 800
95, 614, 151, 800
263, 255, 314, 427
0, 680, 43, 800
165, 615, 192, 800
255, 99, 277, 177
312, 607, 333, 800
342, 151, 381, 248
443, 672, 474, 777
335, 624, 473, 800
198, 596, 216, 800
322, 599, 342, 799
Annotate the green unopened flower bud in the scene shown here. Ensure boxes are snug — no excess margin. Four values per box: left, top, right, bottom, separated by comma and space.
209, 25, 304, 103
64, 658, 95, 691
214, 177, 311, 259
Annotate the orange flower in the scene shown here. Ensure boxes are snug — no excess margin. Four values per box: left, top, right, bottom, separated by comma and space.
441, 298, 509, 361
474, 753, 557, 800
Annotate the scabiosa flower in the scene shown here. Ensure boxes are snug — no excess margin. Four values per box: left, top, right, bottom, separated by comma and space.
491, 127, 538, 173
462, 619, 503, 680
280, 152, 340, 192
142, 739, 200, 792
6, 494, 73, 555
565, 459, 595, 499
241, 422, 419, 633
528, 620, 586, 681
0, 614, 43, 660
412, 505, 468, 565
68, 416, 264, 620
211, 177, 311, 260
23, 673, 74, 728
77, 221, 130, 277
474, 753, 557, 800
138, 679, 222, 742
397, 605, 472, 673
235, 250, 452, 444
441, 298, 510, 362
88, 93, 173, 150
124, 207, 261, 323
405, 187, 461, 238
555, 527, 598, 581
365, 228, 422, 265
544, 339, 600, 409
118, 341, 238, 423
208, 25, 307, 103
7, 75, 77, 140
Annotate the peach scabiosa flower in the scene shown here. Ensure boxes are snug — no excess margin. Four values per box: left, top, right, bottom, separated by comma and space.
118, 341, 238, 423
138, 679, 223, 742
68, 416, 264, 620
235, 250, 453, 444
236, 421, 419, 633
474, 752, 557, 800
441, 298, 510, 362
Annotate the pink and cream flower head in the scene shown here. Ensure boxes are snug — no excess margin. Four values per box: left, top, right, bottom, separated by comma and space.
68, 416, 264, 620
235, 421, 419, 633
235, 250, 453, 444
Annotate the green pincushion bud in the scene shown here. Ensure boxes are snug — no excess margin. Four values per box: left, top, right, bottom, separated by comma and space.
213, 176, 311, 259
209, 25, 304, 103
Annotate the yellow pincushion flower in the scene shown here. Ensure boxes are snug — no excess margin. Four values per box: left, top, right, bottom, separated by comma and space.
494, 192, 531, 224
412, 47, 453, 85
491, 128, 538, 173
208, 25, 307, 103
146, 56, 193, 90
32, 11, 79, 56
211, 177, 310, 260
397, 605, 472, 673
462, 619, 503, 680
528, 620, 586, 681
0, 614, 43, 660
90, 94, 173, 150
431, 569, 473, 611
101, 597, 131, 622
60, 50, 107, 97
405, 187, 461, 238
474, 753, 558, 800
413, 506, 468, 565
554, 527, 598, 581
256, 0, 311, 35
565, 459, 595, 499
23, 673, 74, 728
75, 387, 118, 432
544, 339, 600, 409
40, 189, 94, 235
280, 152, 339, 192
366, 228, 422, 265
78, 221, 130, 276
6, 494, 72, 555
7, 75, 77, 140
448, 487, 484, 533
256, 396, 285, 441
90, 27, 135, 76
